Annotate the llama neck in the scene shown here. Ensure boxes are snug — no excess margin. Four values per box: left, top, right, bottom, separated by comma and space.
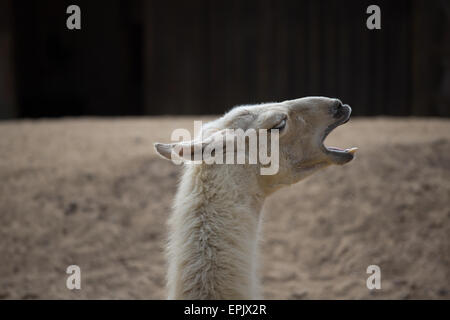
167, 164, 266, 299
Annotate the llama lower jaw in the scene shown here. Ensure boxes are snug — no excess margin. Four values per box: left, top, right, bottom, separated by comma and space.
321, 106, 358, 165
325, 146, 358, 165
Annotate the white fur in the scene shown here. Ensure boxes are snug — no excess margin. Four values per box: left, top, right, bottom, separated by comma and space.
155, 97, 355, 299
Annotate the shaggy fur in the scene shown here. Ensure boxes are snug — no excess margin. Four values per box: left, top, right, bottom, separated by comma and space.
155, 97, 357, 299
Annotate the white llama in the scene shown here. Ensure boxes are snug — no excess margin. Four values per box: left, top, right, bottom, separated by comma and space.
154, 97, 357, 299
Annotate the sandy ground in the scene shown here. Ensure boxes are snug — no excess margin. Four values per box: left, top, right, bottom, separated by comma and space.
0, 116, 449, 299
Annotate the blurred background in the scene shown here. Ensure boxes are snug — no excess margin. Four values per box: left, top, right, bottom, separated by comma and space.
0, 0, 449, 119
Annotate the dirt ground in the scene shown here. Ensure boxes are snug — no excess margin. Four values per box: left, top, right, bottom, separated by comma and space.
0, 117, 449, 299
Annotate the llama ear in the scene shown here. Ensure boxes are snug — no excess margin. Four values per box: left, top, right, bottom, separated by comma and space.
154, 143, 175, 160
154, 140, 209, 162
258, 111, 288, 130
154, 129, 230, 162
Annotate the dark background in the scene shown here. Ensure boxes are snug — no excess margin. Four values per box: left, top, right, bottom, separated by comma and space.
0, 0, 448, 118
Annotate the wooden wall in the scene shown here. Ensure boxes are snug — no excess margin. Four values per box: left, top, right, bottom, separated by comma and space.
0, 0, 17, 118
142, 0, 448, 116
3, 0, 449, 118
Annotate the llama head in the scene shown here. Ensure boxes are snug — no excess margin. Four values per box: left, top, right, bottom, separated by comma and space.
154, 96, 357, 194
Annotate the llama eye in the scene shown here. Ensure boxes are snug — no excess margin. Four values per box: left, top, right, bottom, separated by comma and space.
272, 119, 286, 130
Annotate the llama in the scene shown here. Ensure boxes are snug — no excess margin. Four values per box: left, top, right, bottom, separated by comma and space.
154, 97, 357, 299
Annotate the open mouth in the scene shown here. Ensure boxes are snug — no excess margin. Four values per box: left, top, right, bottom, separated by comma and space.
321, 104, 358, 165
